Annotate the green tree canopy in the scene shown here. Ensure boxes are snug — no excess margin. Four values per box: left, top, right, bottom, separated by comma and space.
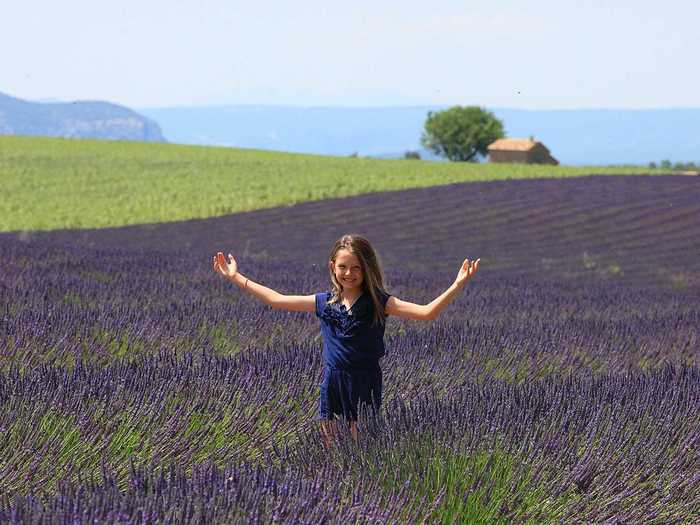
421, 106, 504, 162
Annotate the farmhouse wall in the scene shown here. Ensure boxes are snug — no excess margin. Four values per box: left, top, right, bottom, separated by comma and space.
489, 150, 530, 163
529, 143, 559, 165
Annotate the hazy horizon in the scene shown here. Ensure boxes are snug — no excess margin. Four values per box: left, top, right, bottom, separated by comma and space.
11, 94, 700, 112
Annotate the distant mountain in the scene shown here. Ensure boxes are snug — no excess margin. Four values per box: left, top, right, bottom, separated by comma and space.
139, 105, 700, 166
0, 91, 164, 142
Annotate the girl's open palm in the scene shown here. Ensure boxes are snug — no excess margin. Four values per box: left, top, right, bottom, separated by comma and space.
213, 252, 237, 279
455, 258, 480, 287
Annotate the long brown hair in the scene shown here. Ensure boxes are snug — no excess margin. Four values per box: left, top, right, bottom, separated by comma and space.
328, 234, 388, 326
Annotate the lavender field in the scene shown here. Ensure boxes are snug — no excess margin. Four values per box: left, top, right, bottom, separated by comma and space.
1, 175, 699, 523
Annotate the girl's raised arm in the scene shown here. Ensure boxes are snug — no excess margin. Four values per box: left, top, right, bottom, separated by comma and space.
212, 252, 316, 313
386, 258, 480, 321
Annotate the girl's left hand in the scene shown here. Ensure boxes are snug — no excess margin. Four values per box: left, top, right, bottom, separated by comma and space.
455, 258, 480, 288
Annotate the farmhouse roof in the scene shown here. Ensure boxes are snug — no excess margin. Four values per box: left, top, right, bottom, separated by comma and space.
487, 138, 537, 152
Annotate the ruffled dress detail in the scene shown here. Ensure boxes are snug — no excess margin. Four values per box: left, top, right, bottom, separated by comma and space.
315, 290, 390, 370
319, 296, 368, 334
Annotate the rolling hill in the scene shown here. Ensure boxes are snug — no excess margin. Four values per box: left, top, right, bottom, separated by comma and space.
0, 136, 665, 232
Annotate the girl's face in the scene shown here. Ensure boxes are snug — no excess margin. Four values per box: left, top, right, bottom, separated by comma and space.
331, 249, 364, 292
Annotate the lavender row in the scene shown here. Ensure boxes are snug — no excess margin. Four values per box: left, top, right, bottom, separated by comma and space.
1, 352, 698, 522
1, 461, 425, 524
7, 175, 699, 290
1, 175, 698, 521
2, 237, 698, 375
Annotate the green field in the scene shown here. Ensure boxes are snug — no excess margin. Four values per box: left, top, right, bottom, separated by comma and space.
1, 135, 667, 232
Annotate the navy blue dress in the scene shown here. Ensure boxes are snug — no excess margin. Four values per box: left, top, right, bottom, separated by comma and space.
315, 290, 391, 421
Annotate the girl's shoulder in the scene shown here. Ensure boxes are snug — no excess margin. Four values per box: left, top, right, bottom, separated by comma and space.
316, 291, 334, 303
376, 288, 391, 304
314, 291, 334, 318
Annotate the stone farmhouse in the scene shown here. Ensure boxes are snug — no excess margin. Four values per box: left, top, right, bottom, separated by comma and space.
487, 138, 559, 165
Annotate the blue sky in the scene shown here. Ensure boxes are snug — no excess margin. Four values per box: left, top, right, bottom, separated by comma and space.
2, 0, 698, 109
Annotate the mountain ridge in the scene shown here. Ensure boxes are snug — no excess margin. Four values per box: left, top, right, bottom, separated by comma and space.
0, 91, 164, 142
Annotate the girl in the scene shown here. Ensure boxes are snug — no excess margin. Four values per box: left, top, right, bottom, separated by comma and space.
212, 234, 479, 448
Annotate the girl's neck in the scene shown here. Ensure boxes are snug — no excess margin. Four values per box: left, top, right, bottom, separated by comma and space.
341, 288, 364, 303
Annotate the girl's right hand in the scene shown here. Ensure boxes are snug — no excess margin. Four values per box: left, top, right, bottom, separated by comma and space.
454, 258, 480, 288
213, 252, 237, 279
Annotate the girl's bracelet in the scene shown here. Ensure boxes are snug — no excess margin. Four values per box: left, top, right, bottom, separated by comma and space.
244, 278, 249, 290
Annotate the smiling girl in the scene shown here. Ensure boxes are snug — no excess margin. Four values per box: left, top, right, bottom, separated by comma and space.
213, 233, 479, 448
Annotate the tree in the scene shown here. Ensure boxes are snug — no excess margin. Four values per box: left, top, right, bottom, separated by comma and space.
404, 150, 421, 160
421, 106, 504, 162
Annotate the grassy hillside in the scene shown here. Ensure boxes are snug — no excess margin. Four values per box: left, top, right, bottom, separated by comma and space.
0, 135, 667, 232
